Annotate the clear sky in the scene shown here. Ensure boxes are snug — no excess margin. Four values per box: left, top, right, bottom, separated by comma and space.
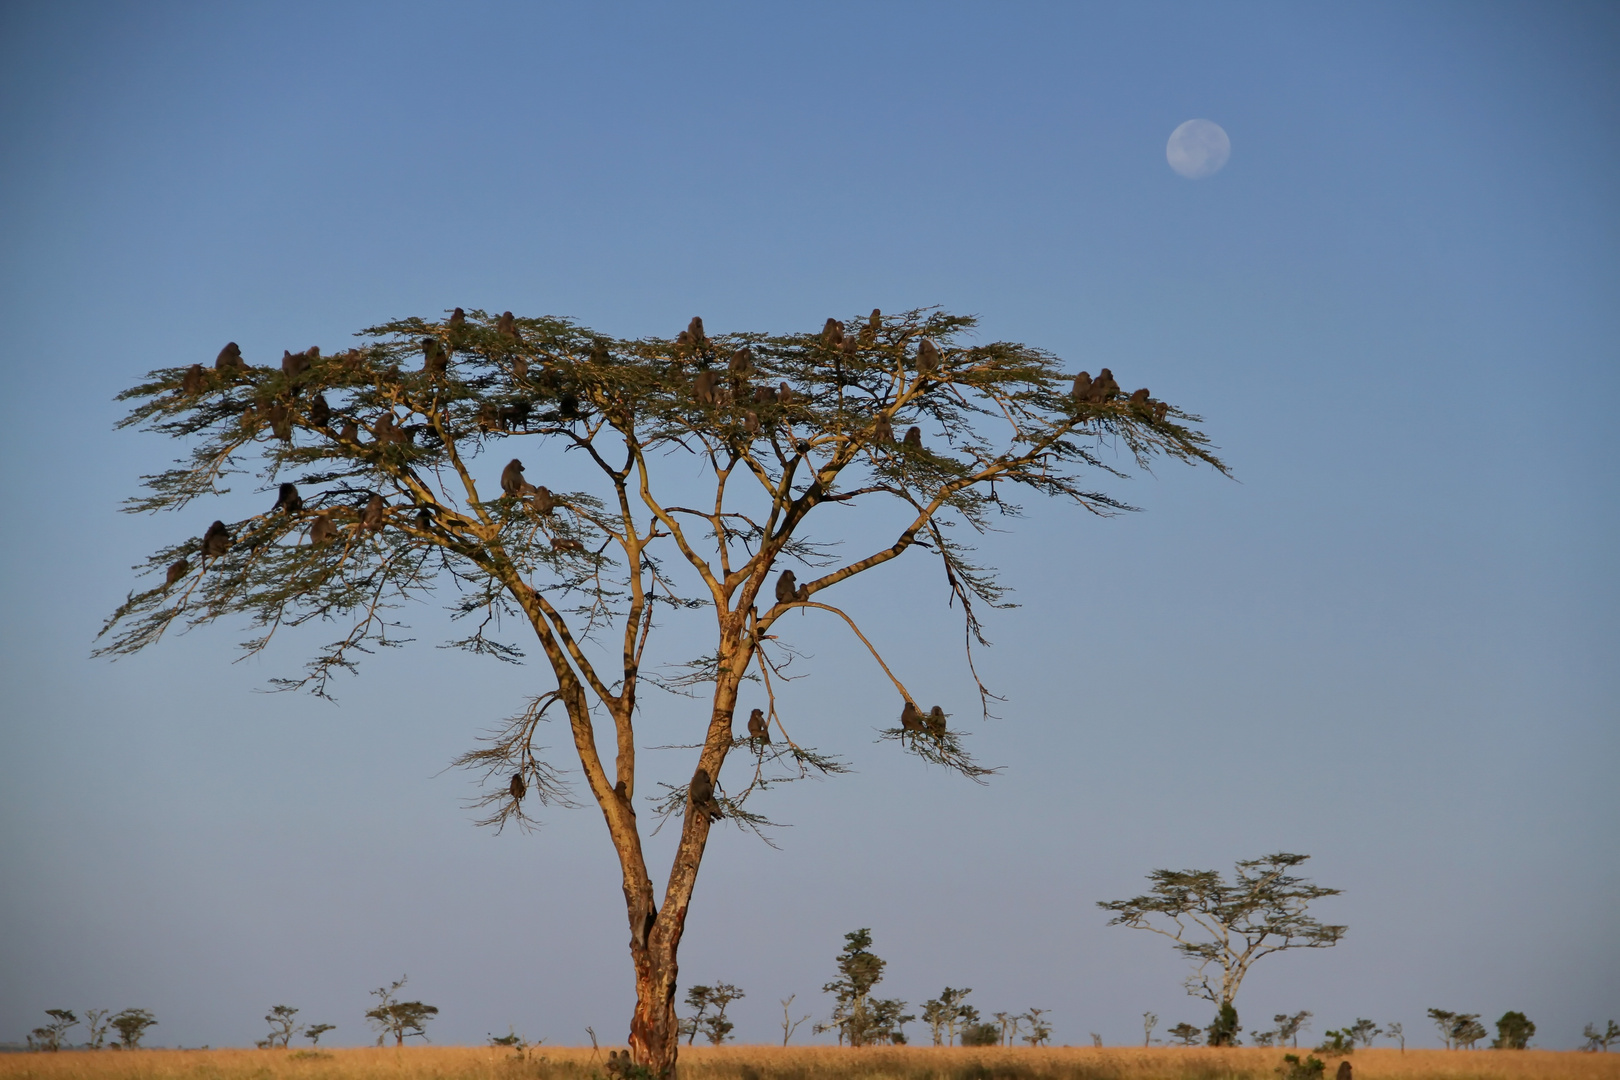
1, 0, 1616, 1053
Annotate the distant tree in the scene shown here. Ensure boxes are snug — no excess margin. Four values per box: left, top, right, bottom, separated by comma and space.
679, 986, 713, 1046
779, 996, 810, 1046
1098, 854, 1345, 1014
1582, 1021, 1619, 1052
1315, 1028, 1354, 1055
1346, 1019, 1380, 1048
1428, 1010, 1486, 1051
83, 1009, 111, 1050
258, 1005, 302, 1049
961, 1022, 1000, 1047
28, 1010, 78, 1052
1251, 1030, 1278, 1048
992, 1012, 1021, 1046
109, 1009, 157, 1049
1207, 1002, 1241, 1047
1168, 1022, 1203, 1046
922, 988, 972, 1046
1384, 1022, 1403, 1053
1490, 1012, 1534, 1050
817, 929, 911, 1046
303, 1024, 335, 1047
694, 983, 744, 1045
365, 977, 438, 1046
1277, 1012, 1313, 1049
1090, 1033, 1105, 1048
1021, 1008, 1053, 1047
1143, 1012, 1159, 1047
488, 1027, 531, 1058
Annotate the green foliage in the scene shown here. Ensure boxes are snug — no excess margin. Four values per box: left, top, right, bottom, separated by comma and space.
1277, 1053, 1326, 1080
1427, 1009, 1486, 1050
109, 1008, 157, 1049
1207, 1003, 1241, 1047
681, 983, 744, 1045
1275, 1012, 1312, 1049
1490, 1011, 1534, 1050
819, 929, 912, 1046
1099, 854, 1345, 1008
366, 976, 438, 1046
1584, 1021, 1620, 1052
1314, 1029, 1353, 1056
961, 1022, 1001, 1047
1167, 1022, 1203, 1046
303, 1024, 335, 1047
1345, 1020, 1380, 1049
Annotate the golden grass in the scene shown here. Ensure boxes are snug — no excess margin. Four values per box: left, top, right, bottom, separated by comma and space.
2, 1046, 1615, 1080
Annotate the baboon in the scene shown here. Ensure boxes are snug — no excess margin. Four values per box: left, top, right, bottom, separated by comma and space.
728, 347, 754, 380
1092, 367, 1120, 400
373, 411, 398, 444
558, 391, 580, 419
689, 767, 723, 820
606, 1050, 626, 1077
693, 369, 721, 405
615, 779, 634, 811
361, 494, 385, 531
496, 311, 519, 342
165, 558, 189, 587
1336, 1063, 1351, 1080
202, 520, 232, 559
529, 486, 556, 515
307, 392, 330, 427
499, 401, 532, 429
900, 701, 924, 732
1072, 371, 1093, 401
310, 510, 337, 544
675, 329, 692, 347
509, 772, 527, 801
687, 316, 706, 344
873, 415, 894, 442
778, 382, 796, 406
181, 364, 205, 394
903, 425, 922, 448
861, 307, 881, 345
448, 307, 466, 331
822, 318, 844, 346
421, 337, 447, 377
927, 706, 947, 737
476, 403, 500, 431
775, 569, 799, 604
214, 341, 244, 371
917, 337, 940, 374
268, 402, 293, 441
512, 354, 528, 380
281, 349, 310, 378
754, 385, 777, 404
1129, 387, 1151, 417
551, 537, 585, 553
273, 482, 302, 514
747, 708, 770, 743
1153, 400, 1169, 423
339, 418, 359, 442
744, 410, 760, 435
501, 458, 529, 497
840, 335, 858, 358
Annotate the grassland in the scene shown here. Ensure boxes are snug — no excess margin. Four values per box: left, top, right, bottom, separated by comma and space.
3, 1046, 1616, 1080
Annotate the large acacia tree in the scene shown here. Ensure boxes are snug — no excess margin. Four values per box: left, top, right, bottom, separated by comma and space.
99, 306, 1223, 1074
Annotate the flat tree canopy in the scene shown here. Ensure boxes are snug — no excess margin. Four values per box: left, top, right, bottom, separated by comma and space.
101, 306, 1224, 1074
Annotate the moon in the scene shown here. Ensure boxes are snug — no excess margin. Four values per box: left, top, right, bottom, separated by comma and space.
1166, 120, 1231, 179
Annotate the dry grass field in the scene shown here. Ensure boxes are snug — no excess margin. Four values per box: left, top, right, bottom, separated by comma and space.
2, 1046, 1616, 1080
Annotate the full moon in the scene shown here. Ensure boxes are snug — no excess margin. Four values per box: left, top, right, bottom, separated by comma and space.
1166, 119, 1231, 179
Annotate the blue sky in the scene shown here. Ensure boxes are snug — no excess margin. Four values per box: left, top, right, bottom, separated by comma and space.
1, 0, 1616, 1052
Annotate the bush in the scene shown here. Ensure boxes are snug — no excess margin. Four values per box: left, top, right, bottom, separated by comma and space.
1279, 1053, 1327, 1080
960, 1022, 1000, 1047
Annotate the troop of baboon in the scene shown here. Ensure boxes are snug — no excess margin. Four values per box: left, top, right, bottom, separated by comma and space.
164, 311, 1154, 798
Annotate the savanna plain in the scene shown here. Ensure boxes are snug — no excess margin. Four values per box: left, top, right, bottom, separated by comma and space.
3, 1047, 1615, 1080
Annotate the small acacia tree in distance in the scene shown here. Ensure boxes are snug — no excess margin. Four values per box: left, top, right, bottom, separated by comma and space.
28, 1010, 78, 1052
366, 977, 438, 1046
1167, 1022, 1203, 1046
1098, 853, 1345, 1022
1491, 1012, 1534, 1050
109, 1009, 157, 1049
257, 1005, 301, 1049
1584, 1021, 1619, 1052
303, 1024, 335, 1047
100, 307, 1224, 1076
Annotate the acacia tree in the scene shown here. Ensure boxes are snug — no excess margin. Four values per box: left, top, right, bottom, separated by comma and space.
99, 306, 1223, 1075
1098, 853, 1345, 1023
